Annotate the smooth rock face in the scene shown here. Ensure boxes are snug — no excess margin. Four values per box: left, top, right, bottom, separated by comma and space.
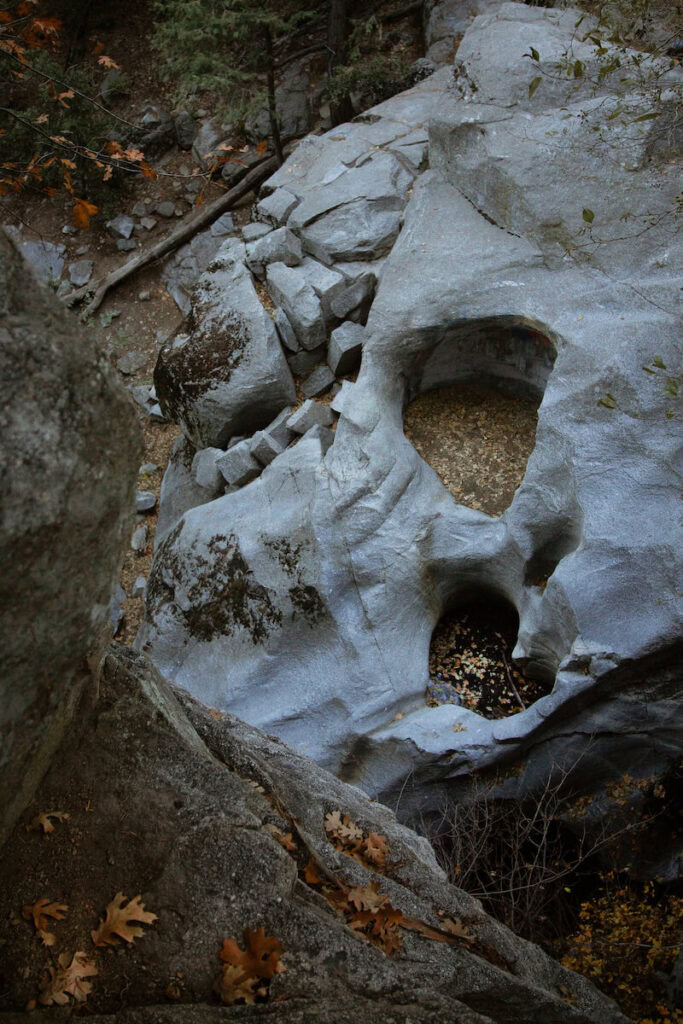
155, 240, 295, 448
138, 4, 682, 823
0, 646, 626, 1022
155, 435, 223, 550
0, 229, 140, 848
161, 220, 239, 315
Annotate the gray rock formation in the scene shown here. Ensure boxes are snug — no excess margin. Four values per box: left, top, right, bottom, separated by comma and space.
138, 4, 682, 827
162, 217, 238, 315
0, 229, 140, 848
0, 646, 625, 1021
155, 239, 295, 448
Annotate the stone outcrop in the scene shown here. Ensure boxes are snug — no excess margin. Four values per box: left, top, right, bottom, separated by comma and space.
0, 646, 627, 1022
0, 229, 141, 849
139, 4, 682, 824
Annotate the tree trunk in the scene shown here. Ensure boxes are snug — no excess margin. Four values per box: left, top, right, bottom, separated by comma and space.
327, 0, 354, 126
262, 25, 284, 167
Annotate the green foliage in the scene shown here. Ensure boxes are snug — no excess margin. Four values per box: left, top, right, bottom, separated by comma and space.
325, 13, 414, 108
152, 0, 314, 119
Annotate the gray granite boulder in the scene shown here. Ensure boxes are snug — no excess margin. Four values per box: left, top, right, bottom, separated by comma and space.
2, 228, 65, 286
162, 216, 240, 314
0, 229, 140, 848
138, 4, 682, 828
245, 226, 302, 278
266, 261, 327, 350
0, 645, 626, 1022
155, 435, 224, 550
155, 239, 295, 447
329, 321, 365, 376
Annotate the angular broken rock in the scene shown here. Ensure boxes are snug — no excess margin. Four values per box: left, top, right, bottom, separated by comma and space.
107, 214, 135, 239
288, 345, 326, 376
215, 439, 261, 488
266, 262, 326, 351
191, 447, 224, 491
155, 435, 223, 549
274, 306, 299, 353
263, 405, 294, 448
302, 422, 335, 454
255, 186, 299, 226
296, 257, 346, 320
130, 525, 148, 552
154, 239, 295, 448
286, 399, 334, 434
245, 227, 302, 278
155, 201, 176, 218
328, 321, 365, 376
303, 364, 336, 399
242, 222, 272, 243
117, 239, 136, 252
249, 430, 285, 467
68, 259, 93, 287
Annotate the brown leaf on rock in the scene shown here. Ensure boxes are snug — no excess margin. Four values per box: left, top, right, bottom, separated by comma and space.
28, 810, 70, 835
215, 963, 257, 1005
363, 832, 388, 867
303, 858, 322, 885
219, 926, 284, 981
91, 892, 157, 946
39, 951, 97, 1006
264, 824, 296, 852
23, 898, 67, 945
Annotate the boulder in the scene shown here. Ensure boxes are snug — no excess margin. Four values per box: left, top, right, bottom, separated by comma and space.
245, 59, 312, 143
155, 435, 223, 550
266, 262, 327, 351
245, 226, 303, 278
155, 240, 295, 448
255, 187, 300, 227
0, 229, 140, 848
0, 646, 626, 1022
303, 364, 336, 398
191, 446, 224, 491
68, 258, 93, 287
162, 219, 239, 315
424, 0, 507, 63
2, 228, 65, 286
174, 110, 198, 149
215, 440, 261, 488
138, 5, 683, 828
328, 321, 365, 376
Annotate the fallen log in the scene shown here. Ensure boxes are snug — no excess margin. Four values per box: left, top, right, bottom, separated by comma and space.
62, 156, 279, 317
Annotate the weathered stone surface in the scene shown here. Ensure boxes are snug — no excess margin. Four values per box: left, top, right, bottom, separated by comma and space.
155, 240, 295, 447
249, 429, 285, 466
255, 186, 300, 227
263, 405, 295, 448
139, 5, 682, 827
116, 238, 136, 252
0, 229, 140, 848
296, 257, 347, 319
274, 305, 299, 352
245, 226, 302, 278
241, 221, 272, 242
191, 118, 225, 169
303, 364, 336, 398
302, 422, 335, 454
191, 446, 224, 491
155, 435, 223, 550
68, 258, 93, 286
162, 219, 239, 315
288, 345, 325, 376
107, 214, 135, 239
135, 490, 156, 513
286, 399, 333, 434
424, 0, 507, 64
328, 321, 365, 376
0, 646, 625, 1021
245, 59, 311, 143
215, 439, 261, 487
266, 261, 326, 351
2, 228, 65, 285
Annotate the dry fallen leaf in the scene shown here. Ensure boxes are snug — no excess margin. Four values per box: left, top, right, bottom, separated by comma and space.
209, 707, 223, 720
215, 963, 257, 1005
264, 824, 296, 852
216, 928, 284, 1005
23, 898, 68, 945
39, 951, 97, 1006
28, 810, 70, 835
91, 892, 157, 946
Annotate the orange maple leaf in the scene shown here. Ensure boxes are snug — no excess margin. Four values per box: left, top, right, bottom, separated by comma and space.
28, 810, 70, 835
264, 824, 296, 852
72, 198, 98, 229
91, 892, 157, 946
39, 952, 97, 1006
98, 55, 119, 69
140, 161, 157, 180
123, 147, 144, 163
61, 158, 77, 169
31, 16, 61, 36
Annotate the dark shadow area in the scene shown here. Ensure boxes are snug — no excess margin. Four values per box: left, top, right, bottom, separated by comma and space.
427, 590, 552, 717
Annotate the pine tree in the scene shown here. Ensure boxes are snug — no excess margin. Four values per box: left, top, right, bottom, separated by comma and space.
153, 0, 315, 165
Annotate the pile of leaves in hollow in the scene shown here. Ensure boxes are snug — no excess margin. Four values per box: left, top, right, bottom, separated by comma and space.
427, 601, 552, 718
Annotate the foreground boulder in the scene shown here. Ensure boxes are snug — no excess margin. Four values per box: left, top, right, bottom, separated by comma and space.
138, 4, 682, 823
0, 646, 626, 1022
0, 230, 141, 850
